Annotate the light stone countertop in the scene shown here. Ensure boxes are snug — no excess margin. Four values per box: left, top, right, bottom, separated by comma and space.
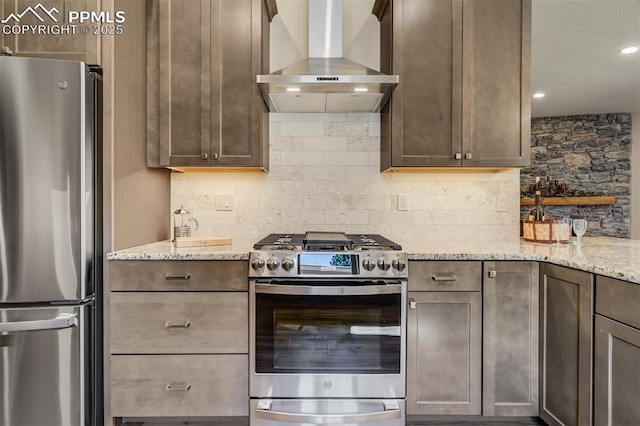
107, 236, 640, 285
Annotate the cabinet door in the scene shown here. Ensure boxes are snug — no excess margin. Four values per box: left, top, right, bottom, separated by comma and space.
381, 0, 462, 169
406, 291, 482, 415
594, 315, 640, 426
483, 261, 539, 416
540, 264, 593, 426
461, 0, 531, 167
1, 0, 101, 63
149, 0, 267, 168
155, 0, 210, 166
213, 0, 267, 167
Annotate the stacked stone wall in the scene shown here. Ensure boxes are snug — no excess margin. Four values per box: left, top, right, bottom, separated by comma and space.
520, 114, 632, 238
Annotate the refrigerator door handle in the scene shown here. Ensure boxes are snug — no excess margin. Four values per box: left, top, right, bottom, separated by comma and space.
0, 313, 78, 332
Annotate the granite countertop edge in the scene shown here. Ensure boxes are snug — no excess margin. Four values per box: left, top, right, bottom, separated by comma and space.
106, 237, 640, 285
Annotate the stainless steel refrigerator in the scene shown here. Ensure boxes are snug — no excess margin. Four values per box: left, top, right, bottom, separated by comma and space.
0, 56, 102, 426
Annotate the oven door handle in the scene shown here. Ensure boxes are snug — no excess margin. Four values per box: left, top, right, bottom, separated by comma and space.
253, 282, 403, 296
255, 400, 401, 424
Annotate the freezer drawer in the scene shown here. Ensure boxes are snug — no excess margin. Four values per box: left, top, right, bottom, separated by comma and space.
0, 304, 92, 426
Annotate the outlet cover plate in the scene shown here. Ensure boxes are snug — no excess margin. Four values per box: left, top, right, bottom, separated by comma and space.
215, 195, 233, 211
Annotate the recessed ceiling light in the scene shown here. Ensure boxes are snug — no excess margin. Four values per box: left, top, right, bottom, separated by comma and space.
620, 46, 639, 55
532, 92, 545, 98
286, 87, 301, 92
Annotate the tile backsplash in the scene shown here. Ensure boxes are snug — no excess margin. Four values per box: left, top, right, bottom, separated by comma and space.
171, 113, 521, 242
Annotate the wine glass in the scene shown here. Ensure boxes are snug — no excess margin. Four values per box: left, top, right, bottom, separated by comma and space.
572, 219, 587, 245
552, 218, 571, 245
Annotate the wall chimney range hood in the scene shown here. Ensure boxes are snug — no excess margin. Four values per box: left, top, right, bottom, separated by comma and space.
257, 0, 398, 113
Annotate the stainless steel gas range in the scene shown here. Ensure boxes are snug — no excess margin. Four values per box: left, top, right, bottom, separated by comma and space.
248, 232, 407, 426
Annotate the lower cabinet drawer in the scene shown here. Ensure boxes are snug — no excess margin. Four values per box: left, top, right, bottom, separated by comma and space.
110, 354, 248, 417
110, 292, 248, 354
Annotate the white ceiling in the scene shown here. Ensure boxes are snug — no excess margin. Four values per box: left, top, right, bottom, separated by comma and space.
531, 0, 640, 117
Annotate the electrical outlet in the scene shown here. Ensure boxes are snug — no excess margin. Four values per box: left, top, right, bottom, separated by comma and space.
398, 194, 409, 211
497, 195, 507, 212
215, 195, 233, 211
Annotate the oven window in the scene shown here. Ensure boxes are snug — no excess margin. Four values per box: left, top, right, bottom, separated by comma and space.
255, 292, 401, 374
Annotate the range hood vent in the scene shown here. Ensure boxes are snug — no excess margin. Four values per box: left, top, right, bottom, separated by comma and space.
257, 0, 398, 113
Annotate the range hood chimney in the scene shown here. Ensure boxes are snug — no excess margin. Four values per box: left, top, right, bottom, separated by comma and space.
257, 0, 398, 113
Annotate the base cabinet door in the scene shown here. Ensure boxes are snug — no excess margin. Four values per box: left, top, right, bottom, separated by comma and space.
483, 261, 539, 416
406, 291, 482, 415
540, 264, 593, 426
594, 315, 640, 426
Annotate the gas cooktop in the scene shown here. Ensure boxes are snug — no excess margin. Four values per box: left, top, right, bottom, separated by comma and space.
253, 232, 402, 251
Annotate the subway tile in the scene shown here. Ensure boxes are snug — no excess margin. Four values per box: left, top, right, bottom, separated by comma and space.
325, 210, 369, 225
324, 151, 369, 166
303, 137, 347, 151
281, 121, 325, 136
280, 151, 326, 166
303, 113, 346, 122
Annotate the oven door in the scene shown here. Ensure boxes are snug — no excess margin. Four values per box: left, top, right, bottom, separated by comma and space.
250, 279, 406, 398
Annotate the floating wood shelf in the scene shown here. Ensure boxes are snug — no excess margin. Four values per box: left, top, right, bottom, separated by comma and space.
520, 196, 617, 206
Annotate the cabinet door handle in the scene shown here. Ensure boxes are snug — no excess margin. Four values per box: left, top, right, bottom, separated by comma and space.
455, 153, 462, 160
431, 274, 457, 282
409, 299, 417, 309
212, 153, 219, 160
164, 274, 191, 281
165, 383, 191, 392
164, 321, 191, 329
465, 153, 472, 160
488, 270, 497, 278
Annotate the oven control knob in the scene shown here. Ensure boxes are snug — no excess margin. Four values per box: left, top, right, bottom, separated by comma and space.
281, 257, 295, 272
392, 258, 407, 272
251, 258, 265, 271
362, 257, 376, 271
266, 257, 280, 271
377, 257, 391, 271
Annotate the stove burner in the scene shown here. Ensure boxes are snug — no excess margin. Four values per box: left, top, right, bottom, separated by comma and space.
252, 233, 402, 251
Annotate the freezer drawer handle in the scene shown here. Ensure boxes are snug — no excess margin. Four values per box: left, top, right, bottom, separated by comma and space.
164, 274, 191, 281
255, 400, 401, 424
0, 313, 78, 332
164, 321, 191, 329
165, 383, 191, 392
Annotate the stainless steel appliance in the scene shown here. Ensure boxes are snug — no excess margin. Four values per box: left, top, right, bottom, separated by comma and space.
0, 56, 102, 426
257, 0, 399, 113
249, 232, 407, 425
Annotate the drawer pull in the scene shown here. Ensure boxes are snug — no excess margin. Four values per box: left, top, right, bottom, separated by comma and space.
165, 383, 191, 392
165, 274, 191, 281
164, 321, 191, 329
409, 299, 417, 309
431, 274, 457, 282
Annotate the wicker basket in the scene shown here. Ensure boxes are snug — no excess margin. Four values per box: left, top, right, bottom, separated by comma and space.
522, 219, 571, 244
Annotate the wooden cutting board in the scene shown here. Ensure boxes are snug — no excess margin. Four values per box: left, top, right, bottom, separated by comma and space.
174, 236, 232, 248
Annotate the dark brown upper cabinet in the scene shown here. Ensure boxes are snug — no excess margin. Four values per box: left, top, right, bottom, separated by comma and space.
380, 0, 531, 170
147, 0, 270, 169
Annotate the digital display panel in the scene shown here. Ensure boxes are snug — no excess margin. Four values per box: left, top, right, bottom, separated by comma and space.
298, 253, 358, 275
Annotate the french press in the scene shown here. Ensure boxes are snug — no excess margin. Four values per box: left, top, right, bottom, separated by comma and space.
172, 206, 199, 239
